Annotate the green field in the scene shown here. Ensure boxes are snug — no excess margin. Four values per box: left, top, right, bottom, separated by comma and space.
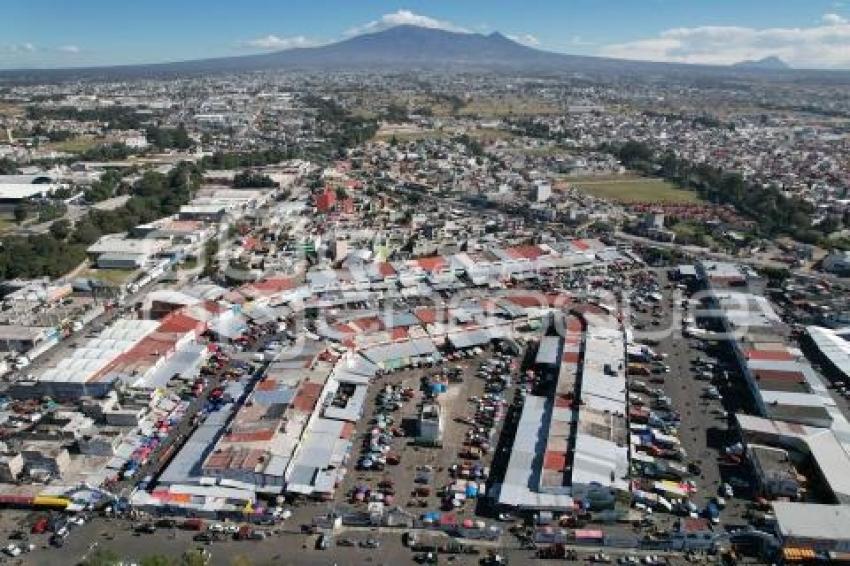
374, 127, 513, 143
47, 136, 100, 153
568, 176, 702, 204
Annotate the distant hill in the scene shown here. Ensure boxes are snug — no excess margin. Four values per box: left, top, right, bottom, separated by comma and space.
732, 56, 791, 70
1, 25, 846, 84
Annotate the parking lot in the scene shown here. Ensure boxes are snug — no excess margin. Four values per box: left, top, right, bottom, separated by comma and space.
626, 268, 754, 537
334, 344, 523, 530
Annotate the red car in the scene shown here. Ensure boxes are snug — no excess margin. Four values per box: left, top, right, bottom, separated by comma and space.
31, 517, 48, 534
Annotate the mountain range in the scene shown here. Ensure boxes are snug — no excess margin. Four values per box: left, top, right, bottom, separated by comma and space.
732, 56, 791, 70
0, 25, 845, 83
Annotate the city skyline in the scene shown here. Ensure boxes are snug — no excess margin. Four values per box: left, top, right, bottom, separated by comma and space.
3, 0, 850, 70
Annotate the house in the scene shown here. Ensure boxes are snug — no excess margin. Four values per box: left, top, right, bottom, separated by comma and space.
316, 188, 337, 212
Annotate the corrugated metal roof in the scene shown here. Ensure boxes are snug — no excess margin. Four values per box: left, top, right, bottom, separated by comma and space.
774, 502, 850, 540
536, 336, 561, 366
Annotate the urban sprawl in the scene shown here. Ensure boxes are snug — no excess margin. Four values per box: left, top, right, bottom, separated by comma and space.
0, 71, 849, 565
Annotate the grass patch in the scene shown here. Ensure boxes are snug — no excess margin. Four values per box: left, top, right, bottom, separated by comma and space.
374, 127, 512, 143
567, 176, 702, 204
47, 135, 99, 153
459, 97, 561, 117
79, 267, 136, 286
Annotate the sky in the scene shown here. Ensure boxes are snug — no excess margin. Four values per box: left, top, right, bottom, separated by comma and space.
3, 0, 850, 70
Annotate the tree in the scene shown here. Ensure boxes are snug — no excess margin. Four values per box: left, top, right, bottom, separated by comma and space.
72, 220, 102, 245
49, 219, 71, 240
759, 266, 791, 285
201, 238, 220, 277
382, 103, 408, 122
146, 124, 193, 150
233, 171, 277, 188
85, 169, 122, 202
0, 157, 18, 175
13, 203, 29, 223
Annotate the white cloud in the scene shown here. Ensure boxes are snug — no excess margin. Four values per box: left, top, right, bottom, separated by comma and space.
823, 12, 848, 25
239, 34, 315, 51
507, 33, 541, 47
7, 42, 36, 53
598, 15, 850, 68
58, 45, 80, 54
345, 9, 468, 37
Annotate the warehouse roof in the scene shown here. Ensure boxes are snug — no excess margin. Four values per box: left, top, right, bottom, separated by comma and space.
498, 395, 574, 510
773, 502, 850, 541
807, 326, 850, 381
536, 336, 561, 367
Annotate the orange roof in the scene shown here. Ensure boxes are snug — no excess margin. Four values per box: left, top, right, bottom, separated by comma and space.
543, 451, 567, 471
416, 256, 446, 273
377, 262, 396, 277
505, 245, 546, 260
746, 349, 795, 361
414, 308, 436, 324
333, 323, 357, 335
292, 382, 323, 412
351, 316, 384, 333
160, 219, 204, 232
202, 300, 226, 314
159, 311, 205, 334
256, 378, 279, 391
505, 295, 546, 308
562, 351, 580, 364
249, 277, 296, 294
572, 304, 607, 315
571, 239, 590, 251
391, 327, 409, 341
225, 430, 275, 443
